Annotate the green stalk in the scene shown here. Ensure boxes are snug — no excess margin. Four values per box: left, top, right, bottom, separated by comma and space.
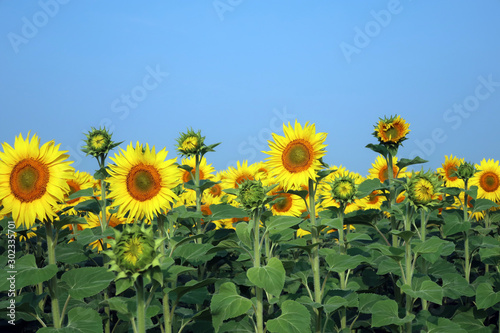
195, 154, 202, 238
404, 210, 413, 333
420, 209, 429, 311
253, 208, 264, 333
45, 221, 61, 328
386, 152, 398, 247
338, 207, 347, 330
99, 172, 111, 333
308, 178, 322, 333
135, 276, 146, 333
463, 179, 471, 283
157, 214, 172, 333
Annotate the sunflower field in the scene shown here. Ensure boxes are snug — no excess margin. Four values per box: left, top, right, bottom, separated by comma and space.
2, 116, 500, 333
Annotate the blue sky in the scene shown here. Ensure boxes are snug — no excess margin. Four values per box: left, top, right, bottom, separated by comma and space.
1, 0, 500, 177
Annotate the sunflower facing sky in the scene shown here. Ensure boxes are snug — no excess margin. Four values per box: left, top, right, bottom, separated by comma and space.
0, 132, 74, 228
264, 121, 327, 191
107, 142, 180, 222
373, 115, 410, 148
470, 159, 500, 203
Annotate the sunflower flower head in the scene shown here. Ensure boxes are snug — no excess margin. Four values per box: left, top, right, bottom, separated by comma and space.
82, 127, 121, 160
330, 175, 358, 204
406, 170, 443, 210
176, 128, 204, 157
105, 223, 163, 287
264, 120, 327, 191
373, 115, 410, 150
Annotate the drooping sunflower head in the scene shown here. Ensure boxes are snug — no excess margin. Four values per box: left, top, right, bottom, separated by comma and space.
0, 132, 74, 228
106, 223, 163, 285
264, 120, 327, 191
82, 127, 121, 158
470, 159, 500, 202
176, 128, 204, 157
437, 155, 465, 188
373, 115, 410, 148
107, 142, 180, 222
237, 179, 267, 210
406, 170, 443, 210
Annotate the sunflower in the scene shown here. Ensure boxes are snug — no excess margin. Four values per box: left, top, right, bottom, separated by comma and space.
406, 170, 442, 209
367, 155, 405, 183
270, 185, 306, 217
264, 121, 327, 191
179, 156, 215, 203
373, 115, 410, 147
437, 155, 464, 188
0, 133, 74, 228
59, 170, 96, 215
320, 168, 363, 209
360, 190, 386, 210
470, 159, 500, 202
107, 142, 180, 222
84, 210, 128, 251
223, 160, 258, 189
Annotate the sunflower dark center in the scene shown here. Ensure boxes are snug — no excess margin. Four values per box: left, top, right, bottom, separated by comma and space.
66, 180, 81, 204
282, 140, 313, 173
445, 165, 458, 181
274, 194, 292, 212
10, 159, 49, 202
481, 172, 499, 192
126, 164, 162, 201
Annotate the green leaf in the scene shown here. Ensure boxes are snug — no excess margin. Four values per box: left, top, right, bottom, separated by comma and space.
358, 293, 389, 314
68, 187, 95, 200
322, 218, 343, 230
170, 278, 217, 301
53, 215, 88, 230
266, 216, 302, 234
210, 282, 253, 333
10, 254, 58, 291
472, 198, 499, 213
346, 233, 372, 242
38, 307, 102, 333
466, 186, 478, 200
453, 310, 492, 333
103, 296, 133, 316
323, 296, 348, 314
247, 257, 285, 297
55, 242, 89, 264
357, 178, 385, 199
210, 204, 248, 220
73, 199, 101, 215
413, 236, 451, 255
397, 156, 428, 170
442, 211, 470, 236
61, 267, 114, 300
371, 299, 414, 327
325, 254, 365, 273
390, 230, 415, 242
235, 222, 252, 249
426, 316, 467, 333
266, 300, 311, 333
401, 279, 443, 305
174, 242, 216, 265
475, 283, 500, 309
365, 144, 388, 157
441, 273, 474, 299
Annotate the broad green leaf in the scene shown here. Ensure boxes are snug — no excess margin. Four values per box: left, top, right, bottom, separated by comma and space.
426, 316, 467, 333
442, 214, 470, 237
371, 299, 414, 327
346, 233, 372, 242
472, 198, 499, 213
453, 310, 492, 333
103, 296, 133, 316
325, 254, 365, 273
174, 242, 216, 265
53, 215, 88, 230
390, 230, 415, 242
441, 273, 474, 299
38, 307, 102, 333
367, 243, 405, 261
210, 282, 253, 333
10, 254, 58, 291
68, 187, 95, 200
61, 267, 114, 300
219, 317, 255, 333
413, 236, 452, 255
55, 242, 88, 264
358, 293, 389, 314
475, 283, 500, 309
73, 199, 101, 215
235, 222, 252, 249
397, 156, 428, 170
210, 203, 248, 220
170, 278, 217, 301
323, 296, 348, 314
365, 144, 388, 157
267, 300, 311, 333
357, 178, 385, 199
322, 218, 343, 230
247, 257, 285, 297
401, 279, 443, 305
266, 215, 302, 234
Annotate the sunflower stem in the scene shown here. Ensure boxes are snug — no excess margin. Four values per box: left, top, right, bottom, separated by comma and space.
308, 178, 322, 333
135, 276, 147, 333
195, 153, 202, 240
338, 207, 347, 331
45, 221, 61, 328
253, 208, 264, 333
403, 208, 413, 333
420, 209, 429, 311
463, 179, 471, 283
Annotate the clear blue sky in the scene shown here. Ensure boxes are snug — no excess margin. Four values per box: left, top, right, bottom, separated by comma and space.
1, 1, 500, 177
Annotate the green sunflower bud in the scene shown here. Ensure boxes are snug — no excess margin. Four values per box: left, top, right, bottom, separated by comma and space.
330, 175, 357, 204
105, 223, 163, 287
176, 128, 204, 157
406, 170, 443, 210
238, 179, 267, 210
82, 126, 122, 159
455, 161, 476, 181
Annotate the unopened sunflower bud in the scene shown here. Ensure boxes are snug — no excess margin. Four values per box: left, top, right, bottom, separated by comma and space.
455, 162, 476, 181
406, 170, 443, 209
176, 128, 204, 157
330, 176, 357, 204
82, 126, 121, 159
238, 179, 267, 210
